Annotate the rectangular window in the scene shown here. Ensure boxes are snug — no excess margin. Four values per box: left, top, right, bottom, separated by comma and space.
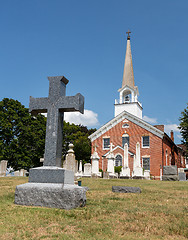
143, 157, 150, 170
142, 136, 150, 147
122, 137, 129, 147
103, 138, 110, 149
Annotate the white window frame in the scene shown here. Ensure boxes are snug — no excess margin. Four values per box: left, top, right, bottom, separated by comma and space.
103, 137, 110, 150
142, 136, 150, 148
142, 157, 150, 171
115, 154, 123, 167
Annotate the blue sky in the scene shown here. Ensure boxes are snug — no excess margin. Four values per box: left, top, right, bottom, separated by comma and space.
0, 0, 188, 143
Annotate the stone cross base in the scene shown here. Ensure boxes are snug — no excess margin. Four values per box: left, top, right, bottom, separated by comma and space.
15, 166, 87, 209
29, 166, 74, 184
120, 167, 130, 178
15, 183, 86, 210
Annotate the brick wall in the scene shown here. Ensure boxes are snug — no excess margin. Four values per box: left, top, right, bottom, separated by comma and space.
91, 117, 163, 178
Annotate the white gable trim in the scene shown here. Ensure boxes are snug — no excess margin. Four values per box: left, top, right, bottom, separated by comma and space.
88, 110, 164, 142
102, 145, 134, 157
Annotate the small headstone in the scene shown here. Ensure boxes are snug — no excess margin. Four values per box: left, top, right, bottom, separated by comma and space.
84, 163, 91, 177
112, 186, 141, 193
0, 160, 8, 177
178, 172, 186, 181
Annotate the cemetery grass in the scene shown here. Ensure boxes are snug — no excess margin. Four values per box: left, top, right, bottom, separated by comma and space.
0, 178, 188, 240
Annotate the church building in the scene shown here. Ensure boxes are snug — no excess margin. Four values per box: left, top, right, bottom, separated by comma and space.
89, 32, 186, 179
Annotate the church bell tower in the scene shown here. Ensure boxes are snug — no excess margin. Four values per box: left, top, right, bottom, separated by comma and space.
114, 31, 142, 119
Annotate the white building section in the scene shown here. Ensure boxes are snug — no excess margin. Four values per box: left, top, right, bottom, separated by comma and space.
114, 31, 143, 119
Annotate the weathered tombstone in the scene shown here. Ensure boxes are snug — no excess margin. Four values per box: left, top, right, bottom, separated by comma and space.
178, 172, 186, 181
120, 143, 130, 178
178, 168, 186, 181
0, 160, 8, 177
91, 145, 101, 177
15, 76, 86, 209
132, 142, 143, 178
84, 163, 91, 177
63, 143, 78, 174
162, 166, 179, 181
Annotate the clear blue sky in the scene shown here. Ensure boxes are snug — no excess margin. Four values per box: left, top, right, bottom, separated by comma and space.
0, 0, 187, 143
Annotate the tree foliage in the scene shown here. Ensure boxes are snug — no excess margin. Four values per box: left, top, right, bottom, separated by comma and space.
0, 98, 46, 170
62, 121, 96, 165
179, 103, 188, 154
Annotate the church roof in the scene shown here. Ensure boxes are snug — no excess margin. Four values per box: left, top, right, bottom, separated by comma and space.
88, 110, 164, 142
121, 33, 135, 89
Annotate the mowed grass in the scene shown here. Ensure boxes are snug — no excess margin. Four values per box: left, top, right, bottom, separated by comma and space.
0, 177, 187, 240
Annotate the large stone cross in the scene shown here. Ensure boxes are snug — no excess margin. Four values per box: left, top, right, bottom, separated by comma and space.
29, 76, 84, 168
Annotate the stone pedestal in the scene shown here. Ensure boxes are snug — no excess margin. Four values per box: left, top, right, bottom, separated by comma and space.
120, 167, 130, 178
15, 183, 86, 210
15, 167, 86, 209
107, 153, 117, 178
91, 151, 101, 177
143, 170, 150, 180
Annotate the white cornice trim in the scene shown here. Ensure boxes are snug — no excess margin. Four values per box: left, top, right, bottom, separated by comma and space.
88, 110, 164, 142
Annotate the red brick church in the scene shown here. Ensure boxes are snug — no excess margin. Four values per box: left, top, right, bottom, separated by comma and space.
89, 32, 186, 179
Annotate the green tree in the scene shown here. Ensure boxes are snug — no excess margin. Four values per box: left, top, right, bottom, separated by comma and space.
179, 103, 188, 154
62, 121, 96, 164
0, 98, 46, 170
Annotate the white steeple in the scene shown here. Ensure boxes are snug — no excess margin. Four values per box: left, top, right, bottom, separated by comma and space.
115, 31, 142, 119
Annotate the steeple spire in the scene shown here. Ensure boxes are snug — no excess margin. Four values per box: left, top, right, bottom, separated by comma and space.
122, 31, 135, 89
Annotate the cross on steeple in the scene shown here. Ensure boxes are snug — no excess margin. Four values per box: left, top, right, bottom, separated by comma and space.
29, 76, 84, 168
126, 30, 131, 40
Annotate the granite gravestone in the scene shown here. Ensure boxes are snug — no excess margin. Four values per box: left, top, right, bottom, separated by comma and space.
15, 76, 86, 209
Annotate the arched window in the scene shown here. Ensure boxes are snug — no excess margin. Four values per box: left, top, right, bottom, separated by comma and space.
122, 133, 129, 147
115, 154, 122, 167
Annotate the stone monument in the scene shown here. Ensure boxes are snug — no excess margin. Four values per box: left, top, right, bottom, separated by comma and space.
132, 142, 143, 178
91, 145, 101, 177
63, 143, 78, 174
15, 76, 86, 209
162, 166, 179, 181
120, 143, 130, 178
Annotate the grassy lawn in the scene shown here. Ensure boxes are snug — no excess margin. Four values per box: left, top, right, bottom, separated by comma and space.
0, 177, 187, 240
